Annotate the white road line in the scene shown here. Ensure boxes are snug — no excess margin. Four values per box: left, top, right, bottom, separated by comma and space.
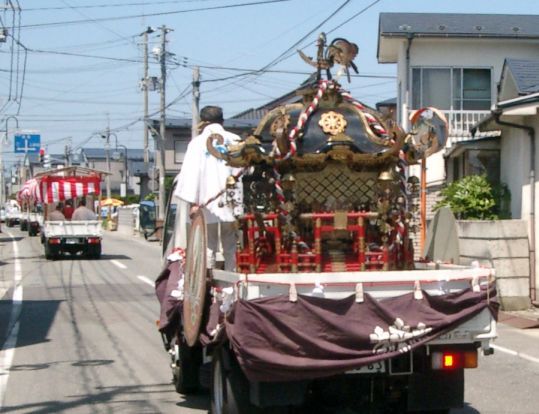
110, 259, 127, 270
0, 232, 23, 409
137, 275, 155, 287
491, 343, 539, 365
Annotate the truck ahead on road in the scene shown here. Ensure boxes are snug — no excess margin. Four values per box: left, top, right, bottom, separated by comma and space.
27, 167, 108, 260
156, 35, 498, 414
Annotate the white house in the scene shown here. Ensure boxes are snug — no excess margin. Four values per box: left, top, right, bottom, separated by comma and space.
473, 58, 539, 308
378, 13, 539, 308
378, 13, 539, 199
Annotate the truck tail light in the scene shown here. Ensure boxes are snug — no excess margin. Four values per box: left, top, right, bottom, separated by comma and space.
431, 350, 477, 370
87, 237, 101, 244
463, 350, 478, 368
48, 238, 61, 245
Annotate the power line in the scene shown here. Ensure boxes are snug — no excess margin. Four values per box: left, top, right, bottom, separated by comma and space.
72, 83, 192, 151
27, 48, 148, 64
195, 64, 395, 79
14, 0, 292, 29
195, 0, 354, 98
60, 0, 138, 46
267, 0, 384, 70
326, 0, 383, 35
21, 95, 144, 105
259, 0, 352, 72
22, 0, 218, 12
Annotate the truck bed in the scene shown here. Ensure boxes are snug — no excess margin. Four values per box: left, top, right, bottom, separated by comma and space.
43, 220, 101, 237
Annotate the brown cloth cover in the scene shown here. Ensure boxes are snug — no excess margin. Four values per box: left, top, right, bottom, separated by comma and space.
223, 286, 497, 382
155, 261, 183, 334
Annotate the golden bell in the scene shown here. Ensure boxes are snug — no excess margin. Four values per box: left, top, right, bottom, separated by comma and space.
377, 170, 394, 182
282, 174, 296, 190
226, 175, 237, 187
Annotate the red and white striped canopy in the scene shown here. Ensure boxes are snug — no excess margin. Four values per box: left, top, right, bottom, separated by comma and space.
40, 175, 101, 204
17, 178, 41, 203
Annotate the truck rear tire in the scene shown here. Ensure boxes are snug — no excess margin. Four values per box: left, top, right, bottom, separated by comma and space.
211, 346, 286, 414
45, 243, 57, 260
87, 244, 101, 260
172, 337, 200, 395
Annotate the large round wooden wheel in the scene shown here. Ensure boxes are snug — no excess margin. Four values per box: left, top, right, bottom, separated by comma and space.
182, 209, 207, 347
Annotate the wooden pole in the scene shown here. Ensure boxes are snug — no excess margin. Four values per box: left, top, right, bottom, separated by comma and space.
419, 155, 427, 255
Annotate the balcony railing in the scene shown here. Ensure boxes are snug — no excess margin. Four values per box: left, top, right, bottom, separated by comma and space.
408, 109, 491, 145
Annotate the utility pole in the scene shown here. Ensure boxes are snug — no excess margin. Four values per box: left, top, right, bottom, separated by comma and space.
141, 27, 154, 166
117, 144, 128, 197
157, 25, 172, 221
1, 116, 19, 206
192, 66, 200, 139
103, 125, 112, 199
64, 137, 72, 166
0, 132, 6, 206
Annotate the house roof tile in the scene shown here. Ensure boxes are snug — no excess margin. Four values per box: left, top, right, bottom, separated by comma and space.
379, 13, 539, 38
504, 58, 539, 95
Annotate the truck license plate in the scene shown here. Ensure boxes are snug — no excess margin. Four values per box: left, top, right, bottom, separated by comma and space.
65, 238, 78, 244
345, 361, 385, 374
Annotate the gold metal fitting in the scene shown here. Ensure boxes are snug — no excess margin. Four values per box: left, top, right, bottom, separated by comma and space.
226, 175, 237, 187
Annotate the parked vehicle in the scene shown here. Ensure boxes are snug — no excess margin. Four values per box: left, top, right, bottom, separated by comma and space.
5, 201, 21, 227
139, 200, 156, 238
156, 36, 498, 414
29, 167, 109, 259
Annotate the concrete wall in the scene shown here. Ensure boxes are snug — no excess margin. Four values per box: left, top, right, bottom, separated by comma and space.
457, 220, 531, 310
116, 207, 138, 237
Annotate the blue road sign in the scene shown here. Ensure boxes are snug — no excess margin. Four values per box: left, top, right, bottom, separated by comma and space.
14, 133, 41, 154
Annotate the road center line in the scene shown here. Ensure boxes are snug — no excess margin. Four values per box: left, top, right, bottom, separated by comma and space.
0, 231, 23, 409
137, 275, 155, 287
110, 259, 127, 270
491, 343, 539, 365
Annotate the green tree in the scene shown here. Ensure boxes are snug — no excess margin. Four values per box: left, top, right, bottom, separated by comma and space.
434, 174, 510, 220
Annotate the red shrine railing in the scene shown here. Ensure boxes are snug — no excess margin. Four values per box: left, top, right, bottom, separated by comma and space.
236, 211, 412, 274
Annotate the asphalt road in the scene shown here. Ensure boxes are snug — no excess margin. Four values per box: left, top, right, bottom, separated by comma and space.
0, 226, 539, 413
0, 227, 209, 414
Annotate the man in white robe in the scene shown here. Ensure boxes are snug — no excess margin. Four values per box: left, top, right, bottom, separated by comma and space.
174, 106, 241, 271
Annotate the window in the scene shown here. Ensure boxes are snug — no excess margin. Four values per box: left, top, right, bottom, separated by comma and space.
453, 149, 500, 185
174, 135, 189, 164
412, 68, 491, 110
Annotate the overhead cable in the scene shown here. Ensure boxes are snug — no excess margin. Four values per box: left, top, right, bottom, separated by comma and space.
13, 0, 291, 29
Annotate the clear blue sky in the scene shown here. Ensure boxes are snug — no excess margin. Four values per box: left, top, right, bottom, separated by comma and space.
2, 0, 539, 164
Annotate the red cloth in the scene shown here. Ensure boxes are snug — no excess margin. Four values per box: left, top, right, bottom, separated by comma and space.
224, 286, 498, 382
62, 205, 74, 220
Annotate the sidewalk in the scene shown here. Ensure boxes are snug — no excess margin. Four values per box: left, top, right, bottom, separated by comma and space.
102, 227, 163, 255
499, 307, 539, 329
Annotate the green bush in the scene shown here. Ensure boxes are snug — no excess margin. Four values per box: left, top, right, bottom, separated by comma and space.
434, 174, 510, 220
